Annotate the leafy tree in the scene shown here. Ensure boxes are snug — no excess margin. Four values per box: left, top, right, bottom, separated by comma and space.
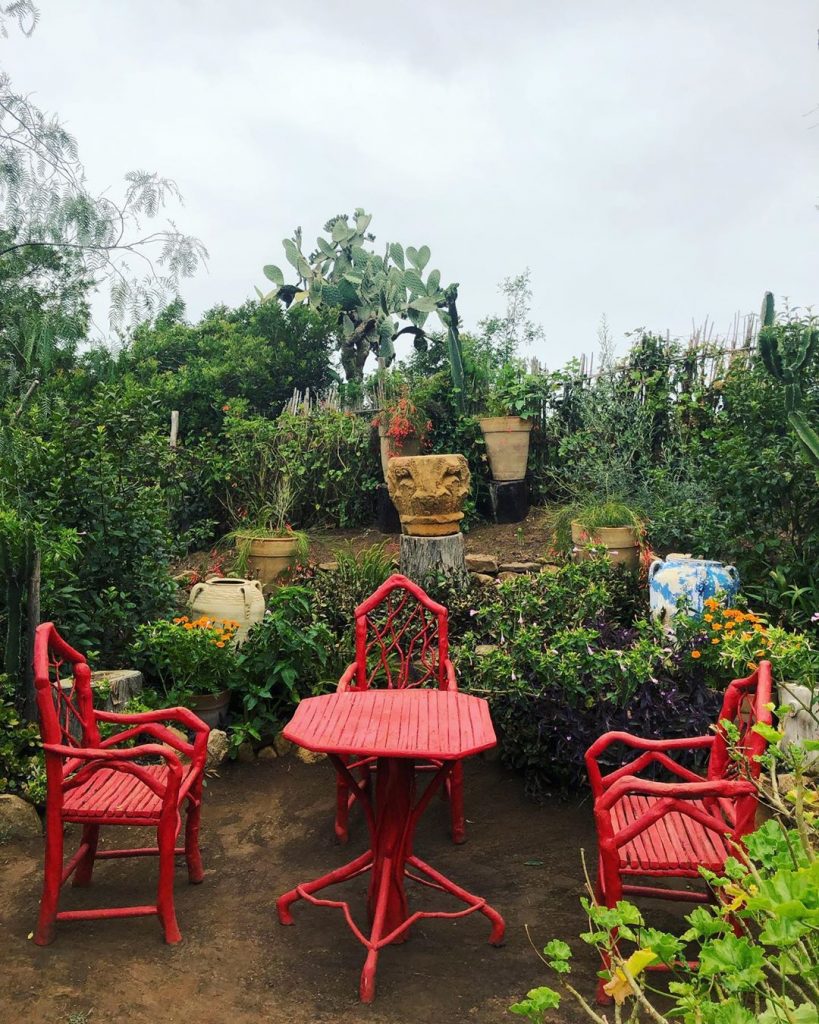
478, 268, 545, 364
0, 6, 206, 334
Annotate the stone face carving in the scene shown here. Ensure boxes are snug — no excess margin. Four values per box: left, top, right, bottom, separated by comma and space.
386, 454, 471, 536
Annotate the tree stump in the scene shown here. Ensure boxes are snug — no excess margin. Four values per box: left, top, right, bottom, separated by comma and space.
399, 533, 467, 587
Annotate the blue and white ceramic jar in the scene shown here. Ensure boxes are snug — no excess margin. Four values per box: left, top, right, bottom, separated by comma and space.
649, 554, 740, 625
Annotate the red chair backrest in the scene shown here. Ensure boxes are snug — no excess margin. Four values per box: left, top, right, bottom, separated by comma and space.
707, 661, 773, 784
33, 622, 100, 750
351, 574, 450, 690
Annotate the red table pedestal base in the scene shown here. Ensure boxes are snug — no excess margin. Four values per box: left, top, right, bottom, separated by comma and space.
277, 756, 505, 1003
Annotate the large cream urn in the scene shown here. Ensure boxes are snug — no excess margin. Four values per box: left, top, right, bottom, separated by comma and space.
188, 577, 265, 643
386, 454, 471, 537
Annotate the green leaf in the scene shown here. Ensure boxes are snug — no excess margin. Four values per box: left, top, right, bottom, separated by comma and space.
543, 939, 571, 962
263, 264, 284, 286
509, 987, 561, 1019
426, 268, 441, 293
389, 242, 405, 269
409, 295, 439, 313
331, 219, 350, 243
282, 237, 301, 270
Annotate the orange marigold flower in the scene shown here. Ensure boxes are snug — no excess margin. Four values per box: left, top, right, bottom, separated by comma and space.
215, 641, 225, 648
691, 650, 702, 659
184, 623, 194, 630
711, 638, 720, 645
713, 622, 723, 631
741, 631, 752, 640
747, 661, 758, 671
704, 614, 714, 622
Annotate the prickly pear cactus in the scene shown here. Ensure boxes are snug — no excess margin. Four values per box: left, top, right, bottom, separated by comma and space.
260, 210, 464, 402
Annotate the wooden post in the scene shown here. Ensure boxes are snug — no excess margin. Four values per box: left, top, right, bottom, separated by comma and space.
24, 548, 40, 721
170, 410, 179, 448
399, 534, 467, 587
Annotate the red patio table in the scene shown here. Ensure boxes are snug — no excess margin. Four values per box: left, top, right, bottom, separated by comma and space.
276, 688, 505, 1002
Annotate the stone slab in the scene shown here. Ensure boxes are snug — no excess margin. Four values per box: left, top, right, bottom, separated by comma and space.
466, 553, 499, 574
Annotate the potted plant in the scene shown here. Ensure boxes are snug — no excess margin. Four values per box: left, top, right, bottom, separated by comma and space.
478, 363, 544, 481
130, 615, 241, 728
546, 499, 645, 570
371, 389, 431, 479
229, 476, 308, 589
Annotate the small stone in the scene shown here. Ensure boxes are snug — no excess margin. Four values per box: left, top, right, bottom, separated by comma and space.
205, 729, 229, 771
473, 572, 496, 585
498, 571, 518, 582
274, 731, 294, 757
257, 745, 278, 761
296, 746, 327, 765
0, 794, 41, 840
163, 726, 191, 764
236, 742, 256, 764
466, 553, 498, 574
475, 644, 499, 658
498, 561, 541, 574
317, 561, 338, 571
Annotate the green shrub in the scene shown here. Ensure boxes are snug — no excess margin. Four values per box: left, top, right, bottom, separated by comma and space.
0, 674, 42, 803
232, 586, 334, 751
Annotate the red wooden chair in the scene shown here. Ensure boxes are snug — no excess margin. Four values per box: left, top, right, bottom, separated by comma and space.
333, 574, 466, 844
33, 622, 210, 946
585, 661, 773, 1003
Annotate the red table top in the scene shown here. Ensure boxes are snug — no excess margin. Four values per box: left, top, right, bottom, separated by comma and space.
283, 689, 496, 761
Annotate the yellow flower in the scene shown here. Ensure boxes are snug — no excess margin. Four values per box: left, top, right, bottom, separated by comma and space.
741, 632, 752, 641
691, 650, 702, 659
603, 950, 657, 1005
747, 661, 758, 671
704, 614, 714, 622
711, 638, 720, 645
755, 649, 766, 658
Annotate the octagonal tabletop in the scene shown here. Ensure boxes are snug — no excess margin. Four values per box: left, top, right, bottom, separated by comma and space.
283, 689, 496, 761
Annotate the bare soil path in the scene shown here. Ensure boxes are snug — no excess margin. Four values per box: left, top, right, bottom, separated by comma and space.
1, 757, 603, 1024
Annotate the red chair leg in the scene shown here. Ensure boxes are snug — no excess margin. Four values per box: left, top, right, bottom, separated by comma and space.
72, 824, 100, 887
335, 772, 350, 843
156, 812, 182, 944
185, 782, 204, 884
449, 760, 466, 845
594, 850, 622, 1006
34, 810, 64, 946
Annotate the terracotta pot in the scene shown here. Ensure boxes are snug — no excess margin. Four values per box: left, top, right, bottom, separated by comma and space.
478, 416, 533, 481
188, 577, 265, 643
385, 453, 471, 536
571, 522, 640, 570
187, 689, 231, 729
237, 534, 301, 589
378, 420, 421, 478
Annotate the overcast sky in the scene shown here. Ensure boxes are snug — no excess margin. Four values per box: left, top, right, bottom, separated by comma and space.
4, 1, 818, 366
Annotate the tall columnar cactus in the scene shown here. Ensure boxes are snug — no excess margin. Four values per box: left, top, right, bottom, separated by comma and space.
260, 210, 465, 407
758, 291, 819, 470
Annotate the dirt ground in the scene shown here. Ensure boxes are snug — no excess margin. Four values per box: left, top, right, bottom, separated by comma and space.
1, 757, 607, 1024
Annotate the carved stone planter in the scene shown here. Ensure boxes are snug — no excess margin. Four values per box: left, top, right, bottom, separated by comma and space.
386, 454, 471, 537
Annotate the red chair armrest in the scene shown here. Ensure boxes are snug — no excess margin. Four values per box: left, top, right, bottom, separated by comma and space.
44, 741, 185, 780
96, 706, 209, 734
597, 773, 756, 811
585, 731, 714, 796
336, 663, 358, 692
444, 658, 458, 691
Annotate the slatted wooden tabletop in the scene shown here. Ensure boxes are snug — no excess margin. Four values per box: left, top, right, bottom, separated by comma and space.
283, 689, 496, 761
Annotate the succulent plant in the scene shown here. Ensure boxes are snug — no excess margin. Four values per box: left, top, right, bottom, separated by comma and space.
259, 210, 464, 405
757, 291, 819, 470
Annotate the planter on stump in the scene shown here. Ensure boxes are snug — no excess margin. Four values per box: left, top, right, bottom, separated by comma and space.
478, 416, 532, 482
386, 454, 471, 585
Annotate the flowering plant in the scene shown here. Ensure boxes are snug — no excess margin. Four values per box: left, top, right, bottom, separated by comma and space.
372, 392, 431, 457
685, 599, 818, 687
130, 615, 241, 700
